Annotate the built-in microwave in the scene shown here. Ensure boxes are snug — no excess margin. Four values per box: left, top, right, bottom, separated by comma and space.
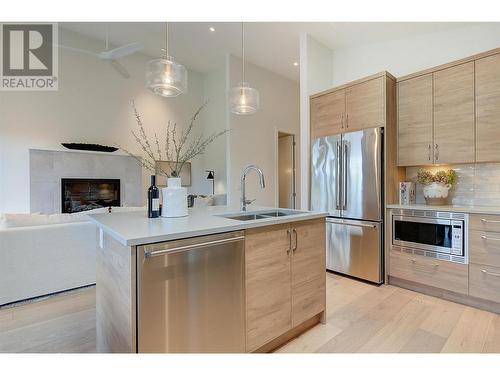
391, 209, 468, 264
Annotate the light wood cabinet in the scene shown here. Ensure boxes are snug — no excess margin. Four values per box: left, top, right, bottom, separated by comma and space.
389, 250, 468, 295
470, 214, 500, 232
310, 90, 345, 139
245, 219, 325, 352
291, 219, 326, 326
245, 223, 292, 352
397, 74, 433, 166
433, 62, 475, 164
345, 77, 385, 132
476, 54, 500, 162
470, 230, 500, 268
310, 75, 388, 137
397, 49, 500, 165
469, 263, 500, 303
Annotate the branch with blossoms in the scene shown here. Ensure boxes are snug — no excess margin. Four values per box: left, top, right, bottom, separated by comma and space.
118, 101, 228, 178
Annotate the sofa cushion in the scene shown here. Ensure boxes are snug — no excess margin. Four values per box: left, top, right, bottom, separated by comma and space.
0, 213, 50, 228
0, 206, 145, 229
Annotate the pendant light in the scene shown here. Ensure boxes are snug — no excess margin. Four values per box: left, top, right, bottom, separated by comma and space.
146, 22, 188, 97
229, 22, 259, 115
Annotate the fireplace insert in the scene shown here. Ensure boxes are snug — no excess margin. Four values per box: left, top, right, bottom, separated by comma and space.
61, 178, 120, 213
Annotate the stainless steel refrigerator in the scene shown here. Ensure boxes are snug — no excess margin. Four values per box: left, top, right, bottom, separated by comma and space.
311, 127, 383, 284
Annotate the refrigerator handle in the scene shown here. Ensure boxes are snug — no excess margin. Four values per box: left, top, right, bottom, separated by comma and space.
336, 140, 341, 210
342, 141, 348, 210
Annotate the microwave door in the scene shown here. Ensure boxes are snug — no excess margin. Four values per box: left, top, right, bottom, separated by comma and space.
311, 134, 342, 217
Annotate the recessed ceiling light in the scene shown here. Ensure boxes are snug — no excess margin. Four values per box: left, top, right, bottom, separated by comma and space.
209, 27, 215, 32
293, 62, 299, 66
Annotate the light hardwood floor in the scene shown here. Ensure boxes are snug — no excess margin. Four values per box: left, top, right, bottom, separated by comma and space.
1, 273, 500, 353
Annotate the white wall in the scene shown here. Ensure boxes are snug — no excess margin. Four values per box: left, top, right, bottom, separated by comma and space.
332, 23, 500, 86
0, 28, 226, 213
201, 66, 228, 195
227, 55, 300, 209
298, 34, 334, 209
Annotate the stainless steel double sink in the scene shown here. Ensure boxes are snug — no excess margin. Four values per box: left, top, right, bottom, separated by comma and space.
219, 209, 304, 221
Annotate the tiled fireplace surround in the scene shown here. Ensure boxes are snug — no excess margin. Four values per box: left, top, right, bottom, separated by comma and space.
29, 149, 142, 214
406, 163, 500, 206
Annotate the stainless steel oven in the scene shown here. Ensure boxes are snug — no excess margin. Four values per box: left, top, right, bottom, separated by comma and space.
391, 209, 468, 264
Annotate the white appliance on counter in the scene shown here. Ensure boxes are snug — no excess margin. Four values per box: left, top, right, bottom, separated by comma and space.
311, 127, 384, 284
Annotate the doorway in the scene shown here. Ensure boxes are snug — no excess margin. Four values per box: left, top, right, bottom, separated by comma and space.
277, 132, 296, 209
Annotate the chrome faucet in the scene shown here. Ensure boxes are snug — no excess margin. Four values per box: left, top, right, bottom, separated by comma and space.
240, 165, 266, 211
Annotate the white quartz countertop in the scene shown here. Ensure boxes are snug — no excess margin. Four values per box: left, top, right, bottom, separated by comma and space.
386, 204, 500, 215
88, 206, 327, 246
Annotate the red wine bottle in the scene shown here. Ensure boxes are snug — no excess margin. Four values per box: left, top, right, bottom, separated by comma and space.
148, 175, 160, 218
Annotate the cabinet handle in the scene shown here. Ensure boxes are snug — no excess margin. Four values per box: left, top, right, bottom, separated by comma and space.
346, 113, 349, 128
286, 229, 292, 253
428, 144, 431, 161
481, 218, 500, 224
292, 228, 298, 252
341, 114, 344, 129
481, 235, 500, 241
411, 258, 439, 268
482, 269, 500, 278
435, 144, 439, 161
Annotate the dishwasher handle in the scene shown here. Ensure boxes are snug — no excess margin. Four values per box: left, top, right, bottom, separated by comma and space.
144, 235, 245, 258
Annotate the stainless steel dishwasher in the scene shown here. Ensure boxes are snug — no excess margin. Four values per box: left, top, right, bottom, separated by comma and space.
137, 231, 245, 353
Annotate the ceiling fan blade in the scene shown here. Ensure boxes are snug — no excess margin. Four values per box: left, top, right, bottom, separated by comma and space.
110, 59, 131, 79
57, 44, 98, 57
99, 42, 144, 60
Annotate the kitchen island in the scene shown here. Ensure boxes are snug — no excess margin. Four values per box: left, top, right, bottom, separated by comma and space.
89, 206, 327, 353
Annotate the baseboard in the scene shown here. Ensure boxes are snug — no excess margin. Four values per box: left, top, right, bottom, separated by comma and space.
0, 283, 96, 309
253, 312, 322, 353
389, 276, 500, 314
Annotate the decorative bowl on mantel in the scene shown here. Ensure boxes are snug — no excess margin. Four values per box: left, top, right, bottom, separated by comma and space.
417, 169, 457, 206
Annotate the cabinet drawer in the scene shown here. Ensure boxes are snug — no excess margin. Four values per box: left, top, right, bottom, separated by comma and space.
469, 263, 500, 303
470, 230, 500, 267
470, 214, 500, 232
389, 250, 468, 294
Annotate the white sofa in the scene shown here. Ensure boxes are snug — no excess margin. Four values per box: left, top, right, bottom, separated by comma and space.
0, 207, 144, 306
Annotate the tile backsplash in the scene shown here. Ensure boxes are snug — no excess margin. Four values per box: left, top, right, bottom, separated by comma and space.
405, 163, 500, 206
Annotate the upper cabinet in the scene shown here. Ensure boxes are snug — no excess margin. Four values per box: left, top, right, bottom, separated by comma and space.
397, 63, 475, 166
310, 75, 386, 138
397, 74, 433, 166
310, 90, 345, 139
397, 47, 500, 166
345, 77, 385, 131
433, 62, 475, 164
476, 54, 500, 163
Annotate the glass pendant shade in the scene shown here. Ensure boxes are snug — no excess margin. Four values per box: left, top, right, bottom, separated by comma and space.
230, 82, 260, 115
146, 54, 187, 97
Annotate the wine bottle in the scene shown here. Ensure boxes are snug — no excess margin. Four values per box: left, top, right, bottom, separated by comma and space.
148, 175, 160, 218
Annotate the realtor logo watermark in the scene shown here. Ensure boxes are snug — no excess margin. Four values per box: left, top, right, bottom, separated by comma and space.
0, 23, 58, 90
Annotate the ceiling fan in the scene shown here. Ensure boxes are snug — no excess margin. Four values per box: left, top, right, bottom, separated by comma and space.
58, 34, 144, 78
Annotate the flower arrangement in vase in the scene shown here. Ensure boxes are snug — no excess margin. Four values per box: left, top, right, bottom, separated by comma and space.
416, 169, 457, 206
119, 102, 227, 217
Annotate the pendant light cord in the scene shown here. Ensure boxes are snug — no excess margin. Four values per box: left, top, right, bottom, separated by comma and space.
241, 22, 245, 82
165, 22, 169, 57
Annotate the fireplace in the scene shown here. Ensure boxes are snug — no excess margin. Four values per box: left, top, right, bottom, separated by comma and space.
61, 178, 120, 213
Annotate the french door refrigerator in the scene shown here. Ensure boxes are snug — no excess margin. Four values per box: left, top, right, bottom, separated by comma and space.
311, 127, 383, 283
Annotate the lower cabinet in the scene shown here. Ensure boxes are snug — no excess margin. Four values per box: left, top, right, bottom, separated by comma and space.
389, 250, 468, 295
469, 263, 500, 303
245, 219, 325, 352
469, 214, 500, 305
389, 213, 500, 314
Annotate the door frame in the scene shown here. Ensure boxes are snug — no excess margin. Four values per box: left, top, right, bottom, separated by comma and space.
274, 128, 297, 209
